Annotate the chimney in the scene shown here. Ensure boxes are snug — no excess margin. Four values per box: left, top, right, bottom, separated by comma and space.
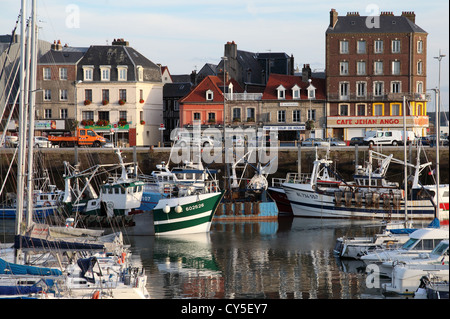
401, 11, 416, 23
190, 70, 197, 86
224, 41, 237, 59
330, 9, 338, 28
112, 38, 129, 46
346, 12, 360, 16
380, 12, 394, 16
302, 64, 311, 82
51, 40, 63, 51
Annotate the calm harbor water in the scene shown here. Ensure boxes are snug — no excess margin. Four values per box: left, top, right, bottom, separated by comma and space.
0, 217, 432, 300
126, 217, 430, 300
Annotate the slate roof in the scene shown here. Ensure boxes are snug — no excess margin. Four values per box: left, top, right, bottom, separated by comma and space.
262, 74, 326, 100
76, 45, 161, 82
163, 82, 192, 98
326, 15, 427, 34
39, 47, 88, 65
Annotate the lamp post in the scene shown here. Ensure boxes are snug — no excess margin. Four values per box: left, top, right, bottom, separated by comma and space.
433, 50, 445, 145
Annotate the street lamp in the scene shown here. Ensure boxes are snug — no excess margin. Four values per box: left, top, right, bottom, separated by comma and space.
433, 50, 445, 143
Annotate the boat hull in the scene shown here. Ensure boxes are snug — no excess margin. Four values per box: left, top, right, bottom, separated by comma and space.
0, 206, 57, 220
283, 183, 439, 220
267, 187, 292, 216
152, 191, 224, 236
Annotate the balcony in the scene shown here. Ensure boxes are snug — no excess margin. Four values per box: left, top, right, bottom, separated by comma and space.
224, 93, 263, 101
327, 92, 430, 102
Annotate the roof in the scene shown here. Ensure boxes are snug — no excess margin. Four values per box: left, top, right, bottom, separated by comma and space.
180, 75, 243, 104
39, 47, 88, 65
326, 15, 427, 34
76, 45, 161, 82
262, 74, 326, 100
163, 82, 192, 98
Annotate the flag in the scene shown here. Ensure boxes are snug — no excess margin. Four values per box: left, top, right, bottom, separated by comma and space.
428, 169, 435, 175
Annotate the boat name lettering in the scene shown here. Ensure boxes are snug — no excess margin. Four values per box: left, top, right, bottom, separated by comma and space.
296, 192, 319, 199
185, 202, 204, 211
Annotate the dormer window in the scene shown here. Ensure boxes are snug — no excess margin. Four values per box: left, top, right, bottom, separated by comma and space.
137, 66, 144, 81
307, 81, 316, 99
82, 65, 94, 81
100, 65, 111, 81
117, 65, 128, 81
206, 89, 214, 101
292, 84, 301, 99
277, 85, 286, 99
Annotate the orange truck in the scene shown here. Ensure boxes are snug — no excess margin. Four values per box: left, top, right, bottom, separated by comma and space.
48, 128, 106, 147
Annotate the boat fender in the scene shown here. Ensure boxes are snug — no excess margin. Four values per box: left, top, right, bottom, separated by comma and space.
163, 204, 170, 214
386, 241, 394, 249
175, 204, 182, 213
92, 291, 100, 299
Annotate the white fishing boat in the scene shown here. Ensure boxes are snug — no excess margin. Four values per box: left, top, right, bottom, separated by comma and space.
360, 228, 449, 270
282, 148, 448, 221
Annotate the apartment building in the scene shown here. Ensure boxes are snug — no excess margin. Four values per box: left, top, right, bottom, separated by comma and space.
325, 9, 429, 140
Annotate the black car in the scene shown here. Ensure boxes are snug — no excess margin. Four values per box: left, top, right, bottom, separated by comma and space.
349, 137, 364, 146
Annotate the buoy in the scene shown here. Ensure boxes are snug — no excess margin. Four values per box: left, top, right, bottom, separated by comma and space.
92, 290, 100, 299
163, 204, 170, 214
175, 204, 182, 213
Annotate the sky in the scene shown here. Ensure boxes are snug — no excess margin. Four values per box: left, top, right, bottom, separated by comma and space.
1, 0, 448, 112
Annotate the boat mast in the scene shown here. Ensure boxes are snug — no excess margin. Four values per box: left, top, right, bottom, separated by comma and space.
14, 0, 28, 263
25, 0, 38, 228
402, 95, 408, 225
433, 88, 440, 220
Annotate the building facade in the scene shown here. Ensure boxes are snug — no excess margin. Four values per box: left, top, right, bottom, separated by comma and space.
325, 9, 429, 141
75, 39, 163, 146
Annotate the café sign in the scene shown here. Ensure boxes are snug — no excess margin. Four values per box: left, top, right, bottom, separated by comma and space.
327, 116, 428, 128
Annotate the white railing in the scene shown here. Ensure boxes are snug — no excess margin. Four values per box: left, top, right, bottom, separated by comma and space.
224, 93, 263, 101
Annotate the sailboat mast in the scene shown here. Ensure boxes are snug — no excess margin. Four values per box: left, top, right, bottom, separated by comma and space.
15, 0, 28, 262
26, 0, 38, 228
434, 89, 440, 220
402, 95, 408, 224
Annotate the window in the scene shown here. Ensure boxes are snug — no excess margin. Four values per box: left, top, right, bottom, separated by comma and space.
357, 40, 366, 54
357, 104, 366, 116
356, 82, 366, 97
392, 61, 401, 75
98, 111, 110, 121
137, 66, 144, 81
391, 81, 401, 93
119, 89, 126, 101
118, 66, 127, 81
82, 111, 94, 120
60, 89, 68, 101
43, 68, 51, 80
174, 100, 179, 111
340, 40, 349, 54
292, 85, 300, 99
193, 112, 201, 121
391, 40, 401, 53
59, 68, 67, 80
357, 61, 366, 75
277, 85, 286, 99
308, 87, 316, 99
339, 104, 349, 116
307, 109, 316, 121
391, 104, 401, 116
374, 40, 383, 53
119, 111, 127, 121
277, 110, 286, 123
83, 66, 93, 81
208, 112, 216, 121
417, 61, 423, 75
140, 89, 144, 101
232, 108, 241, 121
373, 104, 383, 116
293, 110, 301, 122
206, 90, 213, 100
417, 40, 423, 54
339, 82, 349, 100
44, 109, 52, 119
374, 61, 383, 75
102, 89, 109, 102
60, 109, 68, 119
340, 61, 349, 75
85, 89, 92, 102
416, 81, 423, 94
246, 108, 255, 121
44, 89, 51, 101
374, 104, 384, 116
374, 82, 384, 96
101, 67, 110, 81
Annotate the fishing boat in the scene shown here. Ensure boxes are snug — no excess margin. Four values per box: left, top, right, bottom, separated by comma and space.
282, 148, 448, 221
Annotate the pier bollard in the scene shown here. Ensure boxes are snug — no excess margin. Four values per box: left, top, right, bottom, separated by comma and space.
225, 202, 233, 216
244, 201, 252, 215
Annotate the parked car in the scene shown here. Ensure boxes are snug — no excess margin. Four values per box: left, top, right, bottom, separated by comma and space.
419, 136, 430, 146
34, 136, 51, 148
1, 135, 18, 148
102, 138, 114, 148
326, 137, 346, 146
301, 138, 330, 147
349, 137, 365, 146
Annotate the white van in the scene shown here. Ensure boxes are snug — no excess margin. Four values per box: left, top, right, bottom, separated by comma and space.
363, 130, 415, 146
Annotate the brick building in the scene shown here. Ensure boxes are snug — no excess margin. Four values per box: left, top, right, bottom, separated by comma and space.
325, 9, 429, 141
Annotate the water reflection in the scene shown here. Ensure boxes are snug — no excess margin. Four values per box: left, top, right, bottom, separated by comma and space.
129, 217, 391, 299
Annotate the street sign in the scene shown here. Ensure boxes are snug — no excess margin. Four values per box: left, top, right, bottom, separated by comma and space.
159, 123, 165, 131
